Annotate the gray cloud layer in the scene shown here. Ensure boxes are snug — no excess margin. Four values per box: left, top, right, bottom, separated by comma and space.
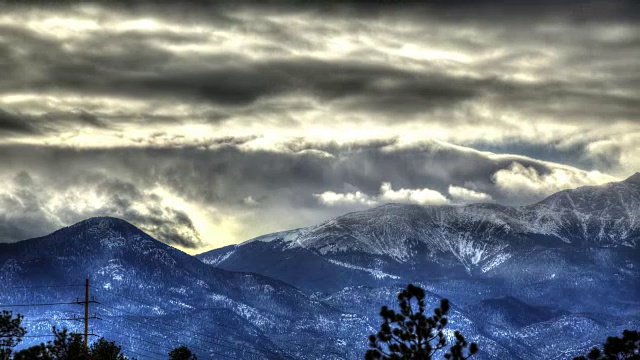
0, 142, 615, 250
0, 1, 637, 252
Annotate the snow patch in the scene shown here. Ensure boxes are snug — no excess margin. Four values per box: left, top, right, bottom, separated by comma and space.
201, 250, 234, 266
481, 252, 512, 273
326, 259, 400, 279
100, 235, 126, 249
97, 260, 126, 281
170, 286, 188, 295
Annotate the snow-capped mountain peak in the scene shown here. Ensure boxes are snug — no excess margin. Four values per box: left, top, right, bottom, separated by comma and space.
200, 175, 640, 279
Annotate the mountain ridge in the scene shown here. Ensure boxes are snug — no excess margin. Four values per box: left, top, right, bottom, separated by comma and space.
193, 175, 639, 359
197, 175, 640, 306
199, 175, 640, 276
624, 171, 640, 184
0, 216, 371, 359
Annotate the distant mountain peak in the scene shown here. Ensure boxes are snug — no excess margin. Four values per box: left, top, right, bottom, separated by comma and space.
63, 216, 140, 234
32, 216, 164, 250
203, 175, 640, 271
624, 172, 640, 184
76, 216, 132, 225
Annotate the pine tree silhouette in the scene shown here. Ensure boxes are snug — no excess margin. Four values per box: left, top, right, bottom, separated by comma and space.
573, 330, 639, 360
169, 345, 197, 360
14, 327, 132, 360
0, 311, 26, 360
366, 284, 478, 360
91, 337, 127, 360
14, 327, 88, 360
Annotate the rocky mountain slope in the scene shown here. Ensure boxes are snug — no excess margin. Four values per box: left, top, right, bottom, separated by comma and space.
197, 173, 640, 358
0, 218, 368, 359
199, 173, 640, 291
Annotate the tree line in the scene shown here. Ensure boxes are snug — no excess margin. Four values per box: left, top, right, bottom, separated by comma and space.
2, 284, 638, 359
0, 310, 196, 360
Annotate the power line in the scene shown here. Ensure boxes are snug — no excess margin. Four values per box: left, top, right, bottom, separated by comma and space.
96, 290, 275, 355
98, 304, 281, 360
23, 318, 80, 323
93, 283, 346, 357
0, 301, 82, 307
126, 349, 164, 360
95, 289, 157, 308
2, 279, 101, 355
97, 326, 216, 360
103, 292, 345, 357
118, 343, 167, 359
5, 281, 344, 359
3, 286, 179, 360
4, 290, 279, 358
11, 334, 99, 338
108, 332, 172, 355
102, 316, 238, 360
101, 316, 179, 346
95, 291, 299, 353
7, 285, 87, 289
11, 334, 56, 338
20, 309, 81, 322
126, 351, 162, 360
99, 290, 241, 333
99, 305, 248, 360
97, 290, 343, 358
123, 350, 165, 360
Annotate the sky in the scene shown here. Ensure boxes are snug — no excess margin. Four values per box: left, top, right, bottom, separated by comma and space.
0, 1, 638, 254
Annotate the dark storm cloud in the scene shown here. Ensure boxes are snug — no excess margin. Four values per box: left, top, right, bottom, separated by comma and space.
100, 0, 640, 24
0, 108, 109, 136
7, 27, 635, 125
3, 49, 612, 122
45, 110, 110, 128
490, 81, 640, 122
417, 0, 640, 24
0, 23, 176, 90
0, 0, 636, 141
119, 59, 483, 113
424, 1, 637, 24
0, 22, 481, 110
0, 109, 42, 135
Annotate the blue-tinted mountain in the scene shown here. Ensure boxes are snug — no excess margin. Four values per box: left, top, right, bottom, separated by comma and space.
199, 174, 640, 292
198, 174, 640, 358
2, 174, 639, 359
0, 217, 370, 359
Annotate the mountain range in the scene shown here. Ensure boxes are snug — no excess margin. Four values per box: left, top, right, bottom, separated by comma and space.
200, 172, 640, 291
2, 173, 640, 359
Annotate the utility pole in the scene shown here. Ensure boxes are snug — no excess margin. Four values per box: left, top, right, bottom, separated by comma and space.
72, 280, 99, 348
84, 278, 89, 348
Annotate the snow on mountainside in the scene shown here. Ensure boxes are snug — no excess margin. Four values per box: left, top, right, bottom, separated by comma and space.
521, 175, 640, 246
0, 217, 370, 359
2, 175, 639, 360
195, 174, 640, 359
200, 173, 640, 274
